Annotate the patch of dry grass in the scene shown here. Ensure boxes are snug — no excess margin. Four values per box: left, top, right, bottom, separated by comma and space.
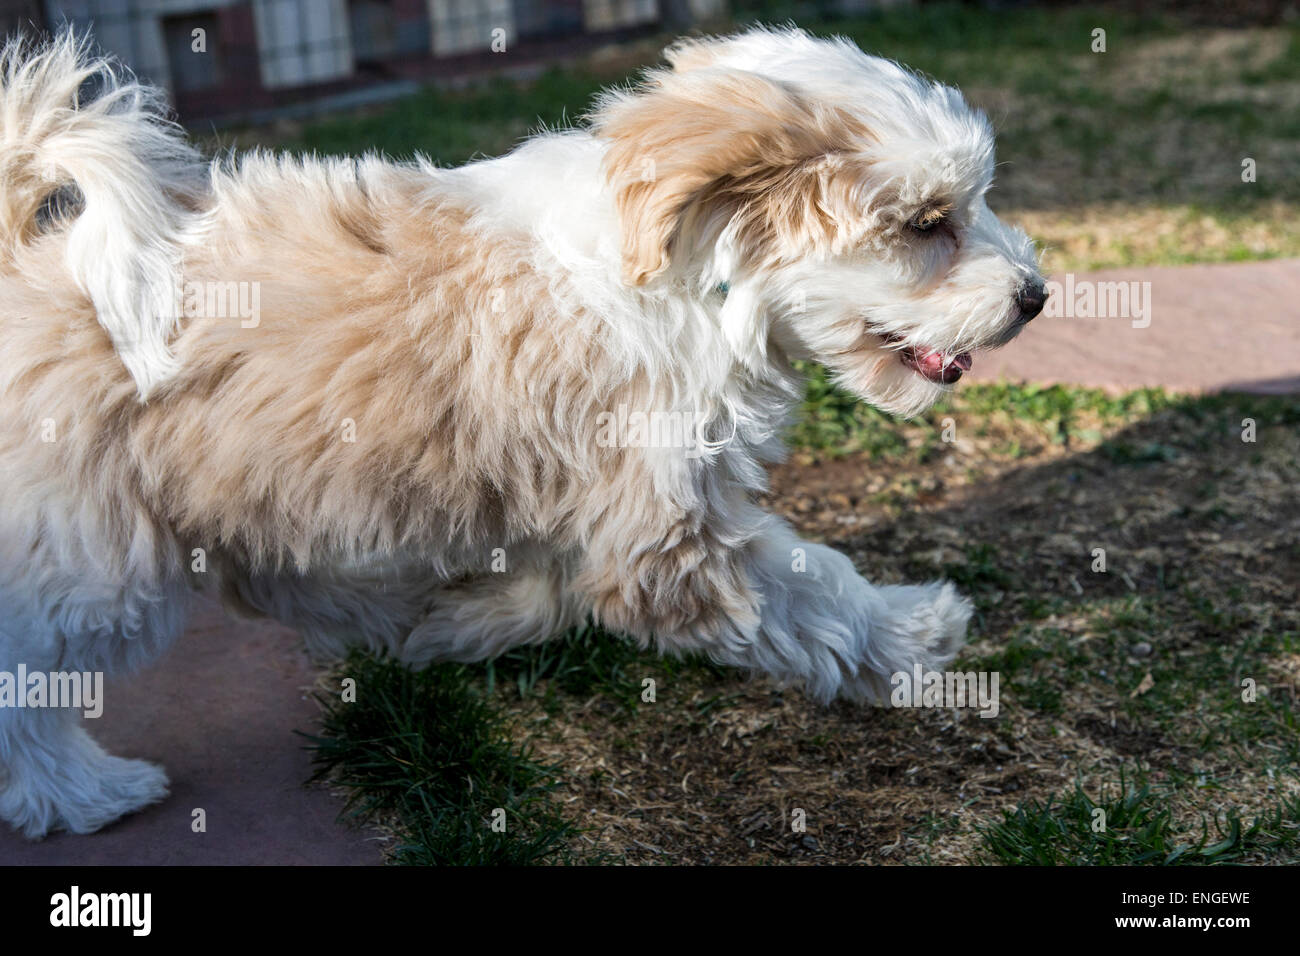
1015, 201, 1300, 274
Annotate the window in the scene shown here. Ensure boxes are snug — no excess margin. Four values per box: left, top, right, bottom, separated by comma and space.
348, 0, 399, 68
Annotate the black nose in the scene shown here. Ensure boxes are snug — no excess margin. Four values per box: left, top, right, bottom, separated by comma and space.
1016, 281, 1047, 322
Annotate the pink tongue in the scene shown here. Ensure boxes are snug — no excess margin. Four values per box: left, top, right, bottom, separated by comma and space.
917, 349, 973, 372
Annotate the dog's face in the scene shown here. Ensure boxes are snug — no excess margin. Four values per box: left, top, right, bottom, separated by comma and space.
596, 28, 1044, 416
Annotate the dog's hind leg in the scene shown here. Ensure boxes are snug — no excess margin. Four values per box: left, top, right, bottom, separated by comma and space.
0, 706, 172, 838
212, 547, 583, 667
217, 563, 434, 662
398, 556, 586, 666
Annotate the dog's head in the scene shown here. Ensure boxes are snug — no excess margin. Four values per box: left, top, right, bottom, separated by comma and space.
593, 28, 1044, 416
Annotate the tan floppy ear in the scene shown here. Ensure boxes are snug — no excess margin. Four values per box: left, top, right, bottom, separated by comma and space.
591, 66, 853, 286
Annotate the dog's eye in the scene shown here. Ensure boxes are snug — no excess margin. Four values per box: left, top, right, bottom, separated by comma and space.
908, 207, 949, 235
34, 183, 85, 233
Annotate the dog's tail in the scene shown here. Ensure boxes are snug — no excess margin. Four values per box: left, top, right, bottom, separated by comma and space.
0, 29, 202, 398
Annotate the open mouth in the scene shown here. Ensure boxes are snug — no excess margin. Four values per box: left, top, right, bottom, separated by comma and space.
899, 345, 973, 384
881, 334, 974, 384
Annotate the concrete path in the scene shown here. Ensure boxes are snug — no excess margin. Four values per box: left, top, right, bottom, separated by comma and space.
971, 259, 1300, 394
0, 597, 385, 865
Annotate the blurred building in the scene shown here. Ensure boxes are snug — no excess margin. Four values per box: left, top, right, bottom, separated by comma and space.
1, 0, 725, 122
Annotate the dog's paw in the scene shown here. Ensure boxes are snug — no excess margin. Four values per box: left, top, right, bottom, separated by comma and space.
2, 756, 170, 839
843, 581, 973, 703
63, 756, 170, 835
878, 580, 972, 664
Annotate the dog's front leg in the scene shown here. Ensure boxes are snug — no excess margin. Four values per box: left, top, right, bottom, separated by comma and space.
738, 520, 972, 701
578, 512, 970, 702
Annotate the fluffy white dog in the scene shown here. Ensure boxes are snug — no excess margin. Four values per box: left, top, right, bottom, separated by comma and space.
0, 28, 1043, 837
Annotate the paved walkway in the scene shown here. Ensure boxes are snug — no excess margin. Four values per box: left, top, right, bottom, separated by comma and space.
971, 259, 1300, 394
1, 257, 1295, 866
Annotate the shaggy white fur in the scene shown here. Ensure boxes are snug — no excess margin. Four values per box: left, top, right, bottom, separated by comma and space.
0, 27, 1042, 838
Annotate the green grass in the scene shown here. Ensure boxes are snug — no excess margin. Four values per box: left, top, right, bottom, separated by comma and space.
478, 620, 724, 716
791, 368, 1180, 461
305, 629, 721, 863
977, 770, 1300, 865
792, 373, 1300, 465
305, 650, 584, 864
788, 361, 911, 458
482, 622, 646, 705
273, 68, 604, 165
